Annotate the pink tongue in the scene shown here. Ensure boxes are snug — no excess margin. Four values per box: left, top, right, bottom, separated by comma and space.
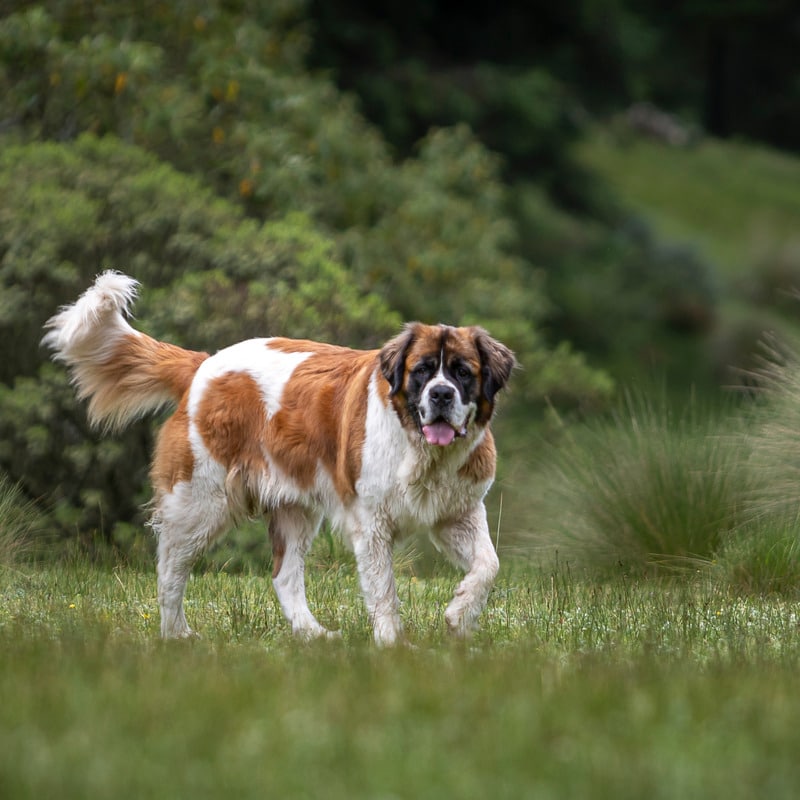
423, 422, 456, 446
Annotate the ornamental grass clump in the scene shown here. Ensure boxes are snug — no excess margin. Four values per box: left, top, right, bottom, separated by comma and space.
717, 346, 800, 596
0, 474, 39, 567
532, 393, 751, 570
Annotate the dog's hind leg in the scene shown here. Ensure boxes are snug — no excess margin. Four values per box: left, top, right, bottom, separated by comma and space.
269, 505, 335, 639
153, 481, 232, 639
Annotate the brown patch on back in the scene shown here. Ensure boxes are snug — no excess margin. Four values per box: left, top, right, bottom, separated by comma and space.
192, 343, 380, 507
268, 338, 366, 357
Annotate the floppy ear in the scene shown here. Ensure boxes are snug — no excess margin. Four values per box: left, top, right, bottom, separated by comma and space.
472, 327, 517, 403
379, 323, 418, 396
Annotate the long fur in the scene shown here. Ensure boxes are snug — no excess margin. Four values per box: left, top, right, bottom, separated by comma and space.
42, 272, 208, 432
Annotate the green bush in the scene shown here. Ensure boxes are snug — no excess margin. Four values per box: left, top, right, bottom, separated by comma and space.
0, 135, 398, 544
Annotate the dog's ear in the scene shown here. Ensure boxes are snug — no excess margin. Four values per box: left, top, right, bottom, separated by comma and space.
472, 327, 517, 403
379, 323, 418, 396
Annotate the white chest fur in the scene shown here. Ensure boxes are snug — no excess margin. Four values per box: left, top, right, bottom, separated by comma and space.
353, 373, 491, 537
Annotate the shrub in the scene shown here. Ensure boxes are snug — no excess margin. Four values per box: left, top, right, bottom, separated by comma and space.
0, 136, 398, 545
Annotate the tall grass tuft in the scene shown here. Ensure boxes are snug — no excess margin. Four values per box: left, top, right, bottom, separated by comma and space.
530, 393, 751, 570
715, 515, 800, 597
716, 344, 800, 595
742, 342, 800, 520
0, 474, 39, 566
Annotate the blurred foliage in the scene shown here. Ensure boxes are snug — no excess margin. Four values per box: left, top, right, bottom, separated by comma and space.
5, 0, 793, 559
529, 206, 720, 387
308, 0, 800, 397
309, 0, 800, 153
0, 134, 400, 540
306, 0, 740, 395
0, 1, 615, 547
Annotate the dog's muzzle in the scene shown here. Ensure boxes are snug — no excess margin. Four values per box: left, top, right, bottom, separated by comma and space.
421, 382, 466, 446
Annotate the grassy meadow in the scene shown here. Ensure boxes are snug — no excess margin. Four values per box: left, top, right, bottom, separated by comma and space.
3, 372, 800, 800
2, 553, 800, 799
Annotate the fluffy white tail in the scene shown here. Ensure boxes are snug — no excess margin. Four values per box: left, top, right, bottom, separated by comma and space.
43, 271, 208, 431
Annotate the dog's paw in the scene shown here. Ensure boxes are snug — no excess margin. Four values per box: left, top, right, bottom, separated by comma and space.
445, 605, 478, 639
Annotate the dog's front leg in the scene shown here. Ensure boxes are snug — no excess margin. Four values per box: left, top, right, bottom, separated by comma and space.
434, 503, 500, 637
351, 525, 403, 646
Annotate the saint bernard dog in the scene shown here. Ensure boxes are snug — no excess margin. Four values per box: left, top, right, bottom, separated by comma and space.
44, 272, 515, 644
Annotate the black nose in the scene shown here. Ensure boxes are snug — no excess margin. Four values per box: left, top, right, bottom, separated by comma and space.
429, 384, 455, 407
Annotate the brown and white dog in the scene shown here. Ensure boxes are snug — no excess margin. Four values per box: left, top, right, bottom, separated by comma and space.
44, 272, 515, 644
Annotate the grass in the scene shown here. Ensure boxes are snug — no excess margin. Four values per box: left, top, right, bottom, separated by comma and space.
5, 376, 800, 798
524, 393, 751, 569
0, 475, 40, 566
2, 555, 800, 799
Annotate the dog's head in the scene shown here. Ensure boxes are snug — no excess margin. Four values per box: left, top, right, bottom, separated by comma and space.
379, 323, 516, 446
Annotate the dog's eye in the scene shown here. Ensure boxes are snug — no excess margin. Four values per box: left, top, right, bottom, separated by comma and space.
455, 365, 472, 380
413, 363, 432, 377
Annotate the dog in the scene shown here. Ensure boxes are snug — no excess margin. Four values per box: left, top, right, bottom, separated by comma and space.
44, 272, 515, 644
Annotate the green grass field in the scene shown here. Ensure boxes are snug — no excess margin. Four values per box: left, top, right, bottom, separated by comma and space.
2, 555, 800, 799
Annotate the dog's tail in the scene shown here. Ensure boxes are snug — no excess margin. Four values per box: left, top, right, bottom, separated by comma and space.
43, 271, 209, 432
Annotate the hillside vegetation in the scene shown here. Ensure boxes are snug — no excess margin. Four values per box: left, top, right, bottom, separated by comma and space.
0, 1, 606, 544
575, 129, 800, 385
1, 0, 800, 573
577, 131, 800, 277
